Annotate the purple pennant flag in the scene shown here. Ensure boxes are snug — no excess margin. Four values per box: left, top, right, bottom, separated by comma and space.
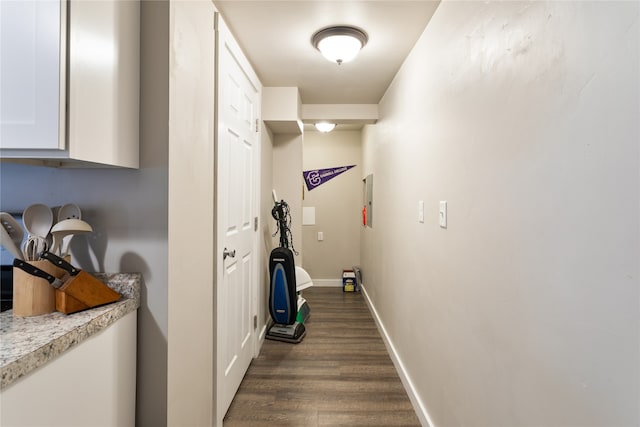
303, 165, 356, 191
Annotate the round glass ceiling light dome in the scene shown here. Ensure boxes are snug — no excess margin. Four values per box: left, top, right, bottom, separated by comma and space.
315, 122, 336, 133
312, 26, 368, 65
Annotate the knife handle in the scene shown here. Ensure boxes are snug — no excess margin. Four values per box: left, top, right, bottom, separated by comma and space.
39, 251, 79, 276
13, 259, 56, 284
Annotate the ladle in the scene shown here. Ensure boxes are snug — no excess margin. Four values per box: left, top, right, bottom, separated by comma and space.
58, 203, 82, 221
22, 204, 53, 260
50, 218, 93, 256
57, 204, 82, 255
0, 212, 24, 260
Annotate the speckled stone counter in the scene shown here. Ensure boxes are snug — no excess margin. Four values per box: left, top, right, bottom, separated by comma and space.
0, 273, 141, 389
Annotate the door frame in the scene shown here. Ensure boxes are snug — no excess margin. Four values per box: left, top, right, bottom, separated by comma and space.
213, 12, 262, 426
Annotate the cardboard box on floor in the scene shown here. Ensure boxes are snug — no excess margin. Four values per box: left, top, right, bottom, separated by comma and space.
342, 270, 356, 292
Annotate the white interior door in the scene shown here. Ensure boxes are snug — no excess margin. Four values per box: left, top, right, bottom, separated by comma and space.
215, 13, 261, 423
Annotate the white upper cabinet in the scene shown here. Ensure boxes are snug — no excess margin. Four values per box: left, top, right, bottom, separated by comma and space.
0, 0, 66, 151
0, 0, 139, 168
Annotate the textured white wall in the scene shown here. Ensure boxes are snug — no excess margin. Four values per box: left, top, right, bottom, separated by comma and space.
259, 126, 274, 329
361, 1, 639, 426
272, 133, 303, 265
302, 130, 362, 281
167, 1, 216, 425
166, 2, 276, 422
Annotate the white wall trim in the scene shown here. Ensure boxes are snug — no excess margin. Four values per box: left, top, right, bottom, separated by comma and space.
258, 323, 267, 343
301, 103, 378, 124
311, 278, 343, 287
360, 284, 436, 427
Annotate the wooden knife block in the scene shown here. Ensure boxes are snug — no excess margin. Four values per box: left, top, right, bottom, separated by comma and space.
55, 271, 121, 314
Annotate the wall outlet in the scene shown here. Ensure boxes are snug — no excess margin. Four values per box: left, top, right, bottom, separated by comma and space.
439, 201, 447, 228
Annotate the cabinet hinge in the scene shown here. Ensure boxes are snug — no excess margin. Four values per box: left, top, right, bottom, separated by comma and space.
255, 118, 260, 133
253, 315, 257, 330
254, 217, 258, 231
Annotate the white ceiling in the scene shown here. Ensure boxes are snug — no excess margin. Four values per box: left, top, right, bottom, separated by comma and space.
213, 1, 441, 105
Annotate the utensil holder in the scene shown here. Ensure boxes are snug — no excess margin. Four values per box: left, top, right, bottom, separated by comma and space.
12, 258, 69, 317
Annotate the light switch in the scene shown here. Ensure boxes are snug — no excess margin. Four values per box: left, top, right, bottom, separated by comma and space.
439, 201, 447, 228
317, 231, 324, 241
418, 200, 424, 223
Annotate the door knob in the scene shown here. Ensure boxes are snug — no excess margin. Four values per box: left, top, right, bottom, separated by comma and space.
223, 248, 236, 260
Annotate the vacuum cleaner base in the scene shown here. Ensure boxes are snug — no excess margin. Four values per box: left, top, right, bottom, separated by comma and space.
266, 322, 306, 344
297, 298, 310, 323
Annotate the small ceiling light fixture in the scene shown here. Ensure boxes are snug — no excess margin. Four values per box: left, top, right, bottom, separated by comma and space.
315, 122, 336, 133
312, 25, 368, 65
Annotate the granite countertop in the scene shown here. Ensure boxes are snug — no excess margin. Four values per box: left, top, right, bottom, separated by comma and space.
0, 273, 141, 390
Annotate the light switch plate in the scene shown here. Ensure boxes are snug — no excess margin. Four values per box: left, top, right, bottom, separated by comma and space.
418, 200, 424, 223
439, 201, 447, 228
317, 231, 324, 241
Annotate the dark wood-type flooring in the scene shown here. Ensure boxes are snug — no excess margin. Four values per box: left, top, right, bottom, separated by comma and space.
223, 287, 421, 426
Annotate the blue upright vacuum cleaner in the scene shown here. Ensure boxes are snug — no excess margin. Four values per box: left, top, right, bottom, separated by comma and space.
266, 196, 306, 343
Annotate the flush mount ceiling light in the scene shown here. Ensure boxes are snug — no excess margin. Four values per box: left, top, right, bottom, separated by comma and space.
312, 26, 368, 65
315, 122, 336, 133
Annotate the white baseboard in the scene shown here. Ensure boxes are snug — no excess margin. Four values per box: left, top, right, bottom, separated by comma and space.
255, 323, 267, 357
360, 284, 435, 427
310, 278, 342, 287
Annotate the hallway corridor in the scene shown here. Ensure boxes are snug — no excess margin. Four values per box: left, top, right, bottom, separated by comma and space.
224, 287, 421, 426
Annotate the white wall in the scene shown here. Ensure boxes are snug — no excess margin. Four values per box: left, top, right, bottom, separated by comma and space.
302, 130, 362, 282
137, 3, 169, 424
166, 1, 216, 425
272, 133, 303, 265
259, 125, 275, 330
361, 1, 639, 426
0, 2, 169, 425
166, 3, 275, 423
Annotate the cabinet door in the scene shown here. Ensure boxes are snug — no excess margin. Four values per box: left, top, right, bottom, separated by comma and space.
67, 0, 139, 168
0, 0, 65, 150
